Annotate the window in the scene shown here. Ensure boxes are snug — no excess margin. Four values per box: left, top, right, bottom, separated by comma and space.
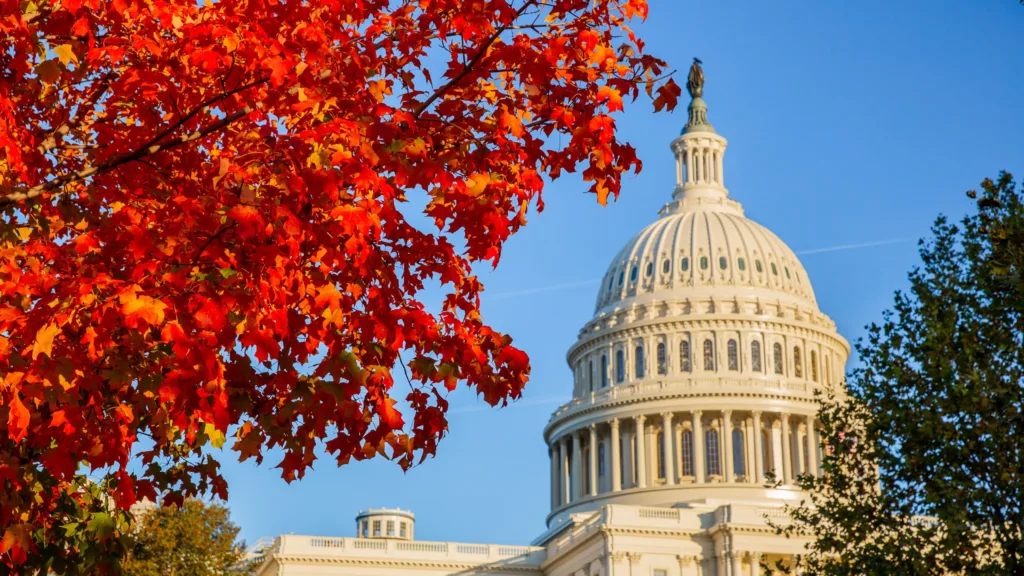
811, 350, 818, 382
705, 429, 721, 476
629, 266, 638, 282
785, 266, 791, 279
719, 256, 728, 270
680, 430, 694, 476
387, 520, 395, 536
615, 350, 625, 383
774, 343, 784, 375
794, 346, 803, 378
373, 520, 381, 537
657, 432, 666, 479
361, 520, 369, 538
681, 257, 690, 271
756, 260, 763, 273
751, 340, 762, 372
733, 428, 746, 477
700, 256, 709, 270
645, 262, 654, 277
727, 339, 738, 371
762, 429, 773, 476
618, 270, 624, 286
601, 355, 609, 388
662, 259, 671, 274
588, 360, 594, 392
607, 275, 614, 290
400, 522, 407, 537
654, 569, 668, 576
771, 262, 778, 276
703, 339, 714, 371
657, 342, 667, 375
738, 257, 746, 271
634, 345, 645, 379
679, 340, 692, 372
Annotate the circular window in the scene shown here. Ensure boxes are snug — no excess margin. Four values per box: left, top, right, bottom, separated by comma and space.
646, 262, 654, 277
719, 256, 728, 270
771, 263, 778, 276
755, 260, 763, 273
700, 256, 709, 270
630, 266, 638, 282
681, 257, 689, 272
662, 259, 671, 274
738, 257, 746, 271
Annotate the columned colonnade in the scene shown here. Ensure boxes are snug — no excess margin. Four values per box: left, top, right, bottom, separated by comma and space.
549, 409, 820, 508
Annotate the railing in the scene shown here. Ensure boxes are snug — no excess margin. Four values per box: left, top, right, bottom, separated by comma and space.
269, 535, 546, 566
549, 378, 812, 422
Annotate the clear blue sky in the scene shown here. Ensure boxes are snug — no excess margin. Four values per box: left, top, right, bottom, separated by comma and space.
220, 1, 1024, 547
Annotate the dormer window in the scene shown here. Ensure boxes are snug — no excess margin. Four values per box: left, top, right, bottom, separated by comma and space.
719, 256, 728, 270
700, 256, 709, 270
629, 266, 638, 282
645, 262, 654, 277
681, 257, 690, 272
755, 260, 763, 273
662, 259, 671, 274
771, 263, 778, 276
738, 257, 746, 271
618, 270, 625, 286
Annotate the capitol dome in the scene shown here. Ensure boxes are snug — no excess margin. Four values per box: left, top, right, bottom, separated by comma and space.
542, 75, 850, 531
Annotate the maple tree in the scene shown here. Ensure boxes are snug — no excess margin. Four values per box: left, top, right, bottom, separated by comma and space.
0, 0, 680, 569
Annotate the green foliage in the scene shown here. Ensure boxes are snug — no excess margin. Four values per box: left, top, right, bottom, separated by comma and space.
123, 500, 250, 576
769, 173, 1024, 575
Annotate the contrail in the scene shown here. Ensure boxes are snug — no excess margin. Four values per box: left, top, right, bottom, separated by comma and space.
486, 238, 913, 301
794, 237, 914, 255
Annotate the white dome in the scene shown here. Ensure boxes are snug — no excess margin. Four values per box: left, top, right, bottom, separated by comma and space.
595, 199, 816, 317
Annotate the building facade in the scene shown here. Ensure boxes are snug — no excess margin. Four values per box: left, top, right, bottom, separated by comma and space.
253, 67, 849, 576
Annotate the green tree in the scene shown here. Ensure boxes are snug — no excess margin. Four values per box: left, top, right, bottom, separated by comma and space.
123, 500, 250, 576
770, 173, 1024, 575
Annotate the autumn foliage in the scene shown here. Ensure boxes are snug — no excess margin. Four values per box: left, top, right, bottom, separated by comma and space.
0, 0, 678, 568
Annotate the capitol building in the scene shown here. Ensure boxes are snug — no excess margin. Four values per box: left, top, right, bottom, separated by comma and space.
253, 64, 850, 576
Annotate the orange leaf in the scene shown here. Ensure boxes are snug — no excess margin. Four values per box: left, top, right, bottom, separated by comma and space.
7, 395, 30, 443
32, 324, 60, 359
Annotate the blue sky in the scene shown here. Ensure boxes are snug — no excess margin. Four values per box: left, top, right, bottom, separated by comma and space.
220, 1, 1024, 547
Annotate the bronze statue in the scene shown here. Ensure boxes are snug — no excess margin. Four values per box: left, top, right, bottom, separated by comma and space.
687, 57, 704, 99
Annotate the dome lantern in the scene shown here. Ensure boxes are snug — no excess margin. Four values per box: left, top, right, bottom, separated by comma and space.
668, 58, 731, 210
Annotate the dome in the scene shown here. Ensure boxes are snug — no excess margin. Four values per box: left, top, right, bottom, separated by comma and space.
595, 198, 817, 317
542, 68, 851, 532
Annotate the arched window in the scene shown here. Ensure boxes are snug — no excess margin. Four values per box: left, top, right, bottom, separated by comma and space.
615, 350, 625, 383
751, 340, 762, 373
601, 355, 609, 388
785, 266, 791, 280
703, 339, 714, 371
755, 260, 763, 273
705, 429, 721, 476
732, 428, 746, 477
793, 346, 803, 378
773, 343, 784, 375
629, 266, 638, 282
680, 430, 694, 476
700, 256, 709, 270
588, 360, 594, 392
681, 257, 690, 272
719, 256, 728, 270
657, 432, 666, 480
656, 342, 667, 375
771, 263, 778, 276
618, 270, 625, 286
662, 259, 671, 274
645, 262, 654, 277
679, 340, 692, 373
810, 350, 818, 382
607, 276, 614, 290
727, 339, 738, 371
738, 257, 746, 271
634, 345, 645, 379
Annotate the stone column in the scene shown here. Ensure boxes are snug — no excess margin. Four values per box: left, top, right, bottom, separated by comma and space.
610, 419, 622, 492
571, 430, 582, 501
686, 148, 694, 184
550, 444, 559, 508
560, 436, 571, 504
588, 425, 598, 496
753, 412, 764, 484
692, 410, 705, 483
749, 552, 762, 576
716, 148, 725, 187
730, 552, 742, 576
661, 412, 675, 485
634, 415, 647, 488
794, 424, 805, 477
723, 410, 734, 483
806, 414, 818, 478
781, 415, 793, 485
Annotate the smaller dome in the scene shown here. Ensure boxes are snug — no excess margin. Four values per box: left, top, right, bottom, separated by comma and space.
595, 203, 816, 315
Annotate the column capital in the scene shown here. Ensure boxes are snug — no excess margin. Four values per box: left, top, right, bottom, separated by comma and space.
676, 554, 694, 567
745, 551, 762, 562
589, 423, 598, 432
635, 414, 646, 424
693, 409, 704, 417
610, 418, 620, 430
660, 411, 674, 419
752, 410, 763, 418
627, 552, 643, 564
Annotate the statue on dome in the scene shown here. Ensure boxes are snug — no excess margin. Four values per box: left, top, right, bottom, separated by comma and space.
687, 57, 704, 99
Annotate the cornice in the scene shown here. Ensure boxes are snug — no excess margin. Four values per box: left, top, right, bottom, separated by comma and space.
268, 554, 543, 572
